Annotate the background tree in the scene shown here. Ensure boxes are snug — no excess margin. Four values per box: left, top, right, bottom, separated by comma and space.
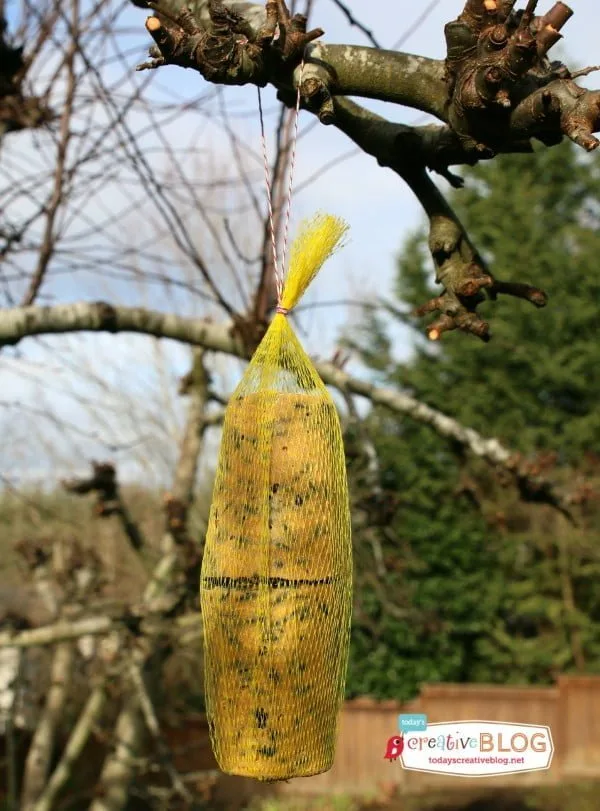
348, 139, 600, 699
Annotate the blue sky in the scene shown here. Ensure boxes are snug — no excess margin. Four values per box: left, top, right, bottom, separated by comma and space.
2, 0, 600, 485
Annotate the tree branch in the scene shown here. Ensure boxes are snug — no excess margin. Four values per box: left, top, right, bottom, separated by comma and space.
32, 684, 108, 811
445, 0, 600, 152
62, 462, 146, 552
0, 611, 201, 650
89, 690, 148, 811
0, 615, 118, 649
20, 0, 79, 306
0, 300, 246, 355
510, 78, 600, 152
5, 647, 24, 811
328, 0, 381, 49
131, 2, 448, 118
126, 0, 600, 347
130, 0, 600, 157
0, 300, 570, 512
331, 96, 547, 341
305, 43, 447, 120
128, 660, 192, 804
21, 643, 75, 810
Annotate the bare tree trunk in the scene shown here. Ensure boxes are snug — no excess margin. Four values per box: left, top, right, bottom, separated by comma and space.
90, 697, 148, 811
4, 649, 24, 811
33, 684, 107, 811
90, 349, 209, 811
21, 643, 75, 810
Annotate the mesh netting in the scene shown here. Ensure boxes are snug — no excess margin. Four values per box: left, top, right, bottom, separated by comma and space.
200, 214, 353, 781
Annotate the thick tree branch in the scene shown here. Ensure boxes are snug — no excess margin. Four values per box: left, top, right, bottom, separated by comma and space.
0, 300, 246, 355
304, 43, 447, 120
131, 2, 449, 119
0, 301, 569, 512
389, 122, 533, 185
130, 0, 600, 156
131, 0, 266, 30
331, 97, 547, 341
510, 78, 600, 152
135, 0, 322, 84
0, 615, 118, 649
21, 643, 75, 810
0, 611, 201, 650
32, 684, 108, 811
445, 1, 600, 152
125, 0, 600, 347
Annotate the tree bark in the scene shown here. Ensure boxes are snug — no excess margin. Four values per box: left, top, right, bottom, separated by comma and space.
21, 644, 75, 810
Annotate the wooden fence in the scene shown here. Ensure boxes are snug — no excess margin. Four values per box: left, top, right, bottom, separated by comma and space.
165, 675, 600, 801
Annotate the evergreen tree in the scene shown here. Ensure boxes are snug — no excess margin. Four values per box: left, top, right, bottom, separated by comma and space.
397, 141, 600, 458
347, 142, 600, 700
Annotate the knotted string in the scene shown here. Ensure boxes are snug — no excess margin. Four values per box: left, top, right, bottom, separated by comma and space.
257, 58, 304, 314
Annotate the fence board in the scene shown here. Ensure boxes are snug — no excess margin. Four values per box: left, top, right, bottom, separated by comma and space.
273, 676, 600, 796
142, 677, 600, 799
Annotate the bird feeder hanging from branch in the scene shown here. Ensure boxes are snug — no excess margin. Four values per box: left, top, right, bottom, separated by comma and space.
200, 213, 353, 781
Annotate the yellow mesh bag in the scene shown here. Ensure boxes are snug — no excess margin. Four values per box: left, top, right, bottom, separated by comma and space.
200, 213, 353, 781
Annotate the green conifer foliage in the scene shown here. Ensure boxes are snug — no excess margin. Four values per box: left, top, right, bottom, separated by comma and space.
347, 142, 600, 699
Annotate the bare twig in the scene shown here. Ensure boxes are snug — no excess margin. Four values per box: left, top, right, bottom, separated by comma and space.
329, 0, 381, 48
21, 0, 79, 305
129, 661, 192, 804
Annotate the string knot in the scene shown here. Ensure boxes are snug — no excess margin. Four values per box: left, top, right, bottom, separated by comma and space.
276, 305, 290, 316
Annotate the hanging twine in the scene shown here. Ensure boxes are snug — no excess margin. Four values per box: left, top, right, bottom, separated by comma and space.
257, 59, 304, 317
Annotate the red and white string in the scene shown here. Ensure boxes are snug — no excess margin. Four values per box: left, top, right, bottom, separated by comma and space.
257, 60, 304, 312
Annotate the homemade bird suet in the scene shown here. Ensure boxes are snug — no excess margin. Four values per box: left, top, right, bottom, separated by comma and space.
200, 214, 353, 781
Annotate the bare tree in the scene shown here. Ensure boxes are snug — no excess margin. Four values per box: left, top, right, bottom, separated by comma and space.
129, 0, 599, 344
